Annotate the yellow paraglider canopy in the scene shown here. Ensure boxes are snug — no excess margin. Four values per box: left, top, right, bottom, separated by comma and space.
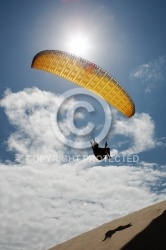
31, 50, 135, 118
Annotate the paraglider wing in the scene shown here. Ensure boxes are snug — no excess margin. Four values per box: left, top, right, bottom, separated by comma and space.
31, 50, 135, 118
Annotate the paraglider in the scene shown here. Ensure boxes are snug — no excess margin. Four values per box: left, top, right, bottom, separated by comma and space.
31, 50, 135, 160
90, 140, 111, 160
31, 50, 135, 118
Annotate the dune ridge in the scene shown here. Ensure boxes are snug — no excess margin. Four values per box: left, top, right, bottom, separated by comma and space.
48, 200, 166, 250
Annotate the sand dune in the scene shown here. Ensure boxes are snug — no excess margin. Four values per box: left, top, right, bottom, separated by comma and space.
48, 200, 166, 250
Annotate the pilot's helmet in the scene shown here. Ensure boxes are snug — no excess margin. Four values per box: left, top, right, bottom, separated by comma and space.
93, 142, 99, 148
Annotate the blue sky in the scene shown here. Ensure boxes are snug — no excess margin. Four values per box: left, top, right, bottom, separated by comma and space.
0, 0, 166, 249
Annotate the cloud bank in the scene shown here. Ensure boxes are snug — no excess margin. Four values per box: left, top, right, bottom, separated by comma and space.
0, 88, 165, 250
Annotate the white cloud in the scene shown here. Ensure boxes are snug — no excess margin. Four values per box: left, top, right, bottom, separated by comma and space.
0, 162, 165, 250
0, 88, 165, 250
1, 88, 66, 163
131, 56, 166, 92
112, 112, 158, 155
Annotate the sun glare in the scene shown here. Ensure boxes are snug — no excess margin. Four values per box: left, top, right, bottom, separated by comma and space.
67, 33, 90, 56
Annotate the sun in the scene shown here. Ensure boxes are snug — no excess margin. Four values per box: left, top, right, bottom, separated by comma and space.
67, 33, 90, 57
